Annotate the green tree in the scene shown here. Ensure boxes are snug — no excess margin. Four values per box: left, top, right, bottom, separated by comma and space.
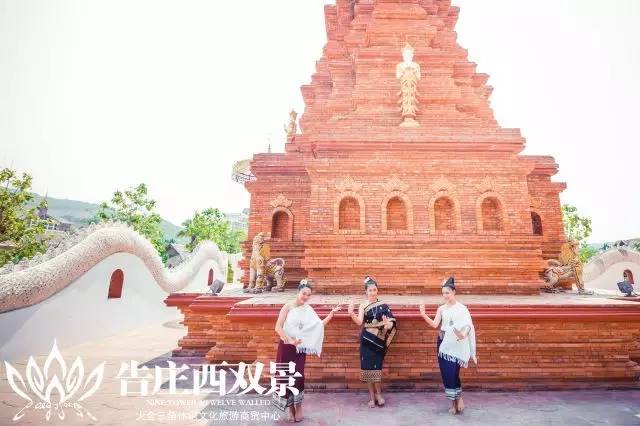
92, 183, 167, 262
227, 228, 247, 253
578, 245, 598, 264
178, 208, 246, 253
561, 204, 595, 263
0, 168, 50, 266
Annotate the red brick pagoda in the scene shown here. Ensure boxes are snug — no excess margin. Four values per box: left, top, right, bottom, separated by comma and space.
167, 0, 640, 391
242, 0, 565, 295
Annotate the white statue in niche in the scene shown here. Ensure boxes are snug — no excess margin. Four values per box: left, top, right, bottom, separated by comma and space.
395, 42, 421, 128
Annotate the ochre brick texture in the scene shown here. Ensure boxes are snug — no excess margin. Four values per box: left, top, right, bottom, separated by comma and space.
434, 197, 455, 232
386, 197, 408, 231
339, 197, 360, 230
170, 1, 640, 392
481, 197, 503, 232
271, 211, 290, 240
240, 0, 567, 295
165, 294, 640, 391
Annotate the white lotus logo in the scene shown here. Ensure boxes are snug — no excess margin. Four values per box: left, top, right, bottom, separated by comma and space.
3, 339, 105, 422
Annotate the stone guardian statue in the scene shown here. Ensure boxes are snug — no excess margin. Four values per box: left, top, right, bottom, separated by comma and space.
245, 232, 286, 293
543, 240, 594, 295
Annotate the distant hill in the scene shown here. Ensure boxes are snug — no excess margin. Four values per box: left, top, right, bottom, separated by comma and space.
588, 238, 640, 252
29, 193, 187, 243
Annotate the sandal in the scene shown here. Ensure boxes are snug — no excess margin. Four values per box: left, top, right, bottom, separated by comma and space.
375, 395, 386, 407
368, 400, 376, 408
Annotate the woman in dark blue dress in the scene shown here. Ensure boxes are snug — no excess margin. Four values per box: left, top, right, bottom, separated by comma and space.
348, 276, 397, 408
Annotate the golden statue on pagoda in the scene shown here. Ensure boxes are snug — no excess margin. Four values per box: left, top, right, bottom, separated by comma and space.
284, 109, 298, 142
396, 42, 421, 128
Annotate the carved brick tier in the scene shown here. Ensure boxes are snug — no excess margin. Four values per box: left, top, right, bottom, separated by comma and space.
164, 293, 208, 357
241, 0, 567, 294
166, 294, 640, 390
165, 294, 250, 359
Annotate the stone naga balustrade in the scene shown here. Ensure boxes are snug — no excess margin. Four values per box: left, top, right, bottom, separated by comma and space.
583, 247, 640, 283
0, 222, 226, 313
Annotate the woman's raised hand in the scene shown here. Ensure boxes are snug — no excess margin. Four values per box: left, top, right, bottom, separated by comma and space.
419, 303, 433, 322
348, 300, 355, 315
331, 305, 342, 314
382, 315, 392, 330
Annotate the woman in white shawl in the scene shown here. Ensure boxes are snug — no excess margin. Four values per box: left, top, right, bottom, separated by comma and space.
419, 277, 477, 415
274, 279, 341, 422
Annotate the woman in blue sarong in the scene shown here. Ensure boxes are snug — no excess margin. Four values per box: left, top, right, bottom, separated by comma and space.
348, 276, 397, 408
419, 277, 477, 415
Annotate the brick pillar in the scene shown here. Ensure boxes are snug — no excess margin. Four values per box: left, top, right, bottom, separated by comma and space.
164, 293, 211, 357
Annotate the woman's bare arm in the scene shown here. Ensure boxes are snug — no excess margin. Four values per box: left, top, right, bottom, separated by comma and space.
419, 304, 442, 329
433, 306, 442, 328
275, 304, 291, 342
350, 303, 364, 326
322, 305, 341, 325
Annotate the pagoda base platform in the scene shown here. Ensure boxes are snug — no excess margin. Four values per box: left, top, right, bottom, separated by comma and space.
165, 290, 640, 391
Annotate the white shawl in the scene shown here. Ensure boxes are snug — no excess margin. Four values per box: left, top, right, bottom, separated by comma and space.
283, 303, 325, 356
438, 302, 476, 368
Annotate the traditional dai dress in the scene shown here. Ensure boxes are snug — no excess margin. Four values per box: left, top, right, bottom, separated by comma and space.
436, 302, 476, 401
359, 300, 397, 383
272, 303, 324, 411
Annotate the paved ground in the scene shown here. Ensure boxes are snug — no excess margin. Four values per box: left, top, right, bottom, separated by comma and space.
1, 315, 639, 425
279, 390, 640, 426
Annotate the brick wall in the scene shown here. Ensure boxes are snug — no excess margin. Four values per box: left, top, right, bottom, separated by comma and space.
386, 197, 408, 231
481, 197, 503, 232
166, 295, 640, 391
271, 211, 290, 240
434, 197, 455, 232
240, 0, 567, 294
339, 197, 361, 230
